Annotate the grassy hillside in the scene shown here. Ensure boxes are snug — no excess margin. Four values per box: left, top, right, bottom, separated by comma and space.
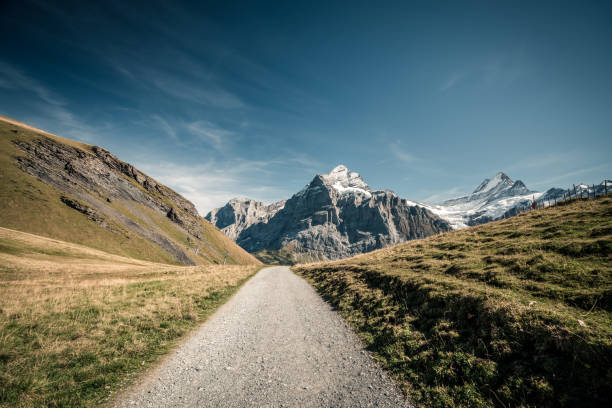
0, 115, 259, 266
294, 197, 611, 407
0, 226, 261, 407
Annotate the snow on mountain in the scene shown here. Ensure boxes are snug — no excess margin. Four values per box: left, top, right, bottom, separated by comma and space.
324, 165, 372, 197
418, 173, 609, 229
418, 172, 541, 229
207, 164, 450, 261
207, 164, 609, 261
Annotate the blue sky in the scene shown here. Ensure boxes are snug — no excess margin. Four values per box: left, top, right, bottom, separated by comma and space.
1, 0, 610, 213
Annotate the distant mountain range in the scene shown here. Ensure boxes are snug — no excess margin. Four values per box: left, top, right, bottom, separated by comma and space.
207, 165, 609, 263
422, 172, 610, 228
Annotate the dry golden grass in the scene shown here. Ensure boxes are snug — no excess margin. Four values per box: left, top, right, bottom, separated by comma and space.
0, 115, 92, 152
0, 227, 260, 407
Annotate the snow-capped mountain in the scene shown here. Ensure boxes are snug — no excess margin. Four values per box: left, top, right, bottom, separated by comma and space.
421, 172, 540, 229
420, 173, 610, 229
205, 165, 451, 262
206, 165, 609, 263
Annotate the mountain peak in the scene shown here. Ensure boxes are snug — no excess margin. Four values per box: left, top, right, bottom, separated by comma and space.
324, 164, 371, 194
330, 164, 349, 173
472, 171, 513, 194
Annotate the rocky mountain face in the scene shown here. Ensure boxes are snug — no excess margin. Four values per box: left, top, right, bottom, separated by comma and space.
205, 197, 286, 241
206, 165, 451, 262
0, 116, 258, 265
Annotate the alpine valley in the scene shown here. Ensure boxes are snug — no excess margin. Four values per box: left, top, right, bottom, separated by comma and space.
207, 165, 610, 263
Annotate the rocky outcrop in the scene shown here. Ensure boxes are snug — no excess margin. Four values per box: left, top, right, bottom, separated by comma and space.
207, 165, 451, 261
11, 136, 219, 265
205, 197, 286, 241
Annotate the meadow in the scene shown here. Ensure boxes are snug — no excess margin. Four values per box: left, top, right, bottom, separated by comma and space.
295, 197, 612, 407
0, 227, 260, 407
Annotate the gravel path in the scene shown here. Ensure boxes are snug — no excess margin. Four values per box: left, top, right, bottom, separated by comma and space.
113, 266, 408, 407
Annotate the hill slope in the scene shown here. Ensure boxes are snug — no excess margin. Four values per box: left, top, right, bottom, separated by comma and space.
0, 115, 259, 266
295, 197, 612, 407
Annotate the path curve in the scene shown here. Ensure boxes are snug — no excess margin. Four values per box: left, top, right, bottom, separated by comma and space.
113, 266, 408, 407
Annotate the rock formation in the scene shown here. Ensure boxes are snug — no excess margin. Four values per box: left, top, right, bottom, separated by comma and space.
207, 165, 451, 262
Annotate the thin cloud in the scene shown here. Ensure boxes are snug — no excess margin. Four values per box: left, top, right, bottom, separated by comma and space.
506, 152, 576, 171
420, 187, 466, 204
39, 105, 104, 143
0, 61, 65, 105
389, 141, 416, 162
529, 164, 609, 188
439, 72, 465, 92
482, 54, 524, 87
149, 72, 244, 109
0, 62, 102, 143
185, 120, 233, 150
136, 159, 291, 214
151, 114, 178, 141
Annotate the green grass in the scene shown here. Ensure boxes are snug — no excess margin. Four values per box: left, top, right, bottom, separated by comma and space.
0, 228, 262, 407
294, 197, 612, 407
0, 278, 255, 407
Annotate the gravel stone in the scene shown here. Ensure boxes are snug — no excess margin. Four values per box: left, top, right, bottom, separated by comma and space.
112, 266, 409, 407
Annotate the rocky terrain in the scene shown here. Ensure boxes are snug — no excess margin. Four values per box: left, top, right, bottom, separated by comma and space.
422, 172, 611, 228
206, 165, 451, 262
208, 165, 610, 263
206, 197, 286, 241
0, 115, 258, 265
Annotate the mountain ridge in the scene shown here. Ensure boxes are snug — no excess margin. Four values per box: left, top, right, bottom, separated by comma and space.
0, 115, 259, 265
208, 166, 609, 261
206, 164, 451, 263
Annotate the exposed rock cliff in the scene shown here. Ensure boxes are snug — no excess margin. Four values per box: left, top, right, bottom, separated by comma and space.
207, 165, 451, 262
0, 116, 259, 265
205, 197, 286, 241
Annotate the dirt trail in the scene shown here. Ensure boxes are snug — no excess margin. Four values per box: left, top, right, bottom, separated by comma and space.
113, 266, 408, 407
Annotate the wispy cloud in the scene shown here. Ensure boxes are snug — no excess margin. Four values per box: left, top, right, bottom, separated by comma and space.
389, 141, 416, 162
438, 53, 525, 93
38, 104, 105, 143
136, 159, 291, 214
185, 120, 233, 150
0, 61, 102, 143
148, 71, 244, 109
0, 61, 65, 105
419, 186, 466, 204
529, 164, 609, 188
506, 152, 575, 172
482, 54, 524, 87
151, 114, 177, 141
439, 72, 465, 92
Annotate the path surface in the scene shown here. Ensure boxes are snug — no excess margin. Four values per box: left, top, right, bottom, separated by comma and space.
114, 266, 408, 407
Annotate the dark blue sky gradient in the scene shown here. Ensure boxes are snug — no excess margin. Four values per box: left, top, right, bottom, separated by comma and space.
1, 0, 610, 212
